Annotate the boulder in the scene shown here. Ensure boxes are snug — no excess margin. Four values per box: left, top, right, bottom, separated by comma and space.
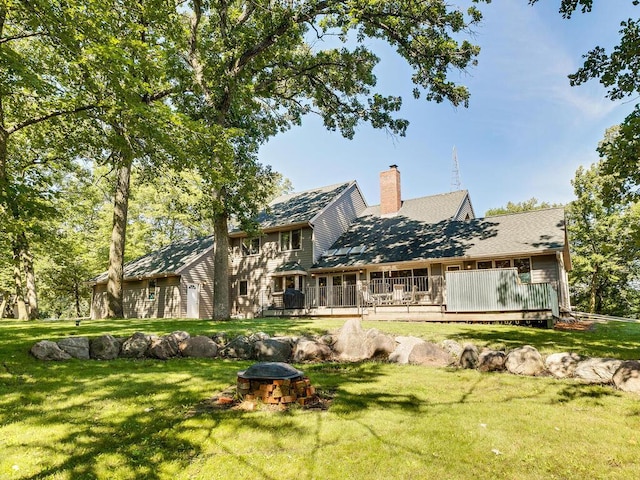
389, 336, 425, 364
248, 331, 270, 343
365, 329, 396, 359
255, 338, 292, 362
220, 335, 254, 360
293, 339, 333, 362
441, 339, 464, 358
211, 332, 229, 347
390, 336, 453, 366
319, 334, 335, 346
504, 345, 545, 376
458, 344, 479, 369
148, 335, 180, 360
477, 349, 506, 372
333, 319, 371, 361
90, 335, 120, 360
179, 335, 218, 358
169, 331, 190, 343
31, 340, 72, 361
120, 332, 150, 358
612, 360, 640, 394
575, 358, 623, 384
545, 352, 581, 379
57, 336, 90, 359
408, 341, 454, 367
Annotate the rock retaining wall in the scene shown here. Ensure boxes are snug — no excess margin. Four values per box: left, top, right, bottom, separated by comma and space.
30, 319, 640, 395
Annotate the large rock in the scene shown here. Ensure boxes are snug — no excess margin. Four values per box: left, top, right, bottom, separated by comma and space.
293, 339, 333, 362
179, 335, 218, 358
31, 340, 72, 361
169, 331, 190, 343
477, 349, 506, 372
408, 342, 454, 367
255, 338, 292, 362
389, 336, 425, 364
220, 335, 254, 359
333, 319, 371, 361
365, 328, 396, 359
57, 337, 90, 359
149, 335, 180, 360
389, 336, 453, 366
575, 358, 623, 384
504, 345, 545, 376
120, 332, 150, 358
458, 344, 479, 369
90, 335, 120, 360
545, 352, 581, 379
612, 360, 640, 394
441, 339, 464, 358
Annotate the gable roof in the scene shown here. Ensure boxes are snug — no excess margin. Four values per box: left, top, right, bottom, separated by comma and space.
362, 190, 471, 223
312, 208, 566, 270
251, 181, 353, 231
90, 235, 214, 284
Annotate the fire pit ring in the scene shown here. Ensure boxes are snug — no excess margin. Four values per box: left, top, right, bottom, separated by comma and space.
236, 362, 315, 406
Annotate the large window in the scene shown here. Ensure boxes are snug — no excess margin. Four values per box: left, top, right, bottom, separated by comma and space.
369, 268, 429, 292
280, 229, 302, 251
242, 237, 260, 256
514, 258, 532, 283
239, 280, 248, 296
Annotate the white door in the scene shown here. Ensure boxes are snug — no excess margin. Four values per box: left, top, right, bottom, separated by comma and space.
186, 283, 199, 318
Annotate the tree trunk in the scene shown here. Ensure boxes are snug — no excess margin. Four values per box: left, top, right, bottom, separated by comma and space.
0, 291, 8, 319
106, 150, 133, 318
589, 264, 599, 314
212, 211, 230, 320
74, 280, 82, 318
12, 240, 28, 320
20, 233, 39, 320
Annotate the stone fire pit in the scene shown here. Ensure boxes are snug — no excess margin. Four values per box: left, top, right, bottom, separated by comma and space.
237, 362, 316, 406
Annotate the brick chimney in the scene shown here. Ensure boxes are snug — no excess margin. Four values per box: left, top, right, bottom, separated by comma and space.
380, 164, 402, 215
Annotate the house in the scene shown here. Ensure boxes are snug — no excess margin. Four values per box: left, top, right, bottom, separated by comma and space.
231, 165, 571, 323
89, 236, 214, 319
90, 165, 572, 323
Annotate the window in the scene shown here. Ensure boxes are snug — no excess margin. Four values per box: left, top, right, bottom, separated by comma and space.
477, 260, 493, 270
148, 279, 157, 300
239, 280, 248, 296
280, 229, 302, 251
242, 237, 260, 256
494, 259, 511, 269
514, 258, 532, 283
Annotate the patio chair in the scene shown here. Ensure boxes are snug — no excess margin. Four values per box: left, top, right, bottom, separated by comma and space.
403, 285, 418, 305
361, 288, 380, 306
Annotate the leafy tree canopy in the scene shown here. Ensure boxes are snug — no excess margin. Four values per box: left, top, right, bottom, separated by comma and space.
484, 198, 564, 216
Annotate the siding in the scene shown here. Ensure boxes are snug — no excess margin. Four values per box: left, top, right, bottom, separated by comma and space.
230, 228, 314, 316
531, 254, 559, 284
446, 269, 558, 314
454, 194, 475, 220
312, 183, 367, 262
180, 250, 214, 318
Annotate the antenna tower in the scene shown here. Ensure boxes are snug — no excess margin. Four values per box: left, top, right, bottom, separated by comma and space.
451, 146, 461, 191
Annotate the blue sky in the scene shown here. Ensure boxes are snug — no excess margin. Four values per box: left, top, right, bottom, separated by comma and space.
259, 1, 638, 216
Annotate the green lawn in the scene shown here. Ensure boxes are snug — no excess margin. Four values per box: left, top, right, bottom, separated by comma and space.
1, 318, 639, 479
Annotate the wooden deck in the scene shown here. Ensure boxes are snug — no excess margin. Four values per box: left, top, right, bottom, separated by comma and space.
262, 305, 555, 326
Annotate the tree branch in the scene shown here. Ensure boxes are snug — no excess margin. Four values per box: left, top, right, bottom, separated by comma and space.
8, 104, 97, 134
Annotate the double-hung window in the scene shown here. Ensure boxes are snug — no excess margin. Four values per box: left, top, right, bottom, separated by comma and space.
242, 237, 260, 256
280, 229, 302, 251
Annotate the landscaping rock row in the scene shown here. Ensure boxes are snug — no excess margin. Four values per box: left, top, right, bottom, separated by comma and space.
30, 319, 640, 395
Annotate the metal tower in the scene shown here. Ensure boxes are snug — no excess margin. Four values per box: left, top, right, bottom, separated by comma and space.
451, 146, 461, 191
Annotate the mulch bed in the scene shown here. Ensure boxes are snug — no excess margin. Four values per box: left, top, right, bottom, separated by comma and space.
554, 320, 596, 332
186, 386, 334, 416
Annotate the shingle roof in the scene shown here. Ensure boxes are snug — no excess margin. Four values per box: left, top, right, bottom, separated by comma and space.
254, 182, 353, 229
90, 236, 214, 284
312, 208, 566, 269
362, 190, 469, 223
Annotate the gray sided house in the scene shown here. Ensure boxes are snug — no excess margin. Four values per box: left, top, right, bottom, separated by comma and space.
245, 165, 572, 323
89, 236, 214, 319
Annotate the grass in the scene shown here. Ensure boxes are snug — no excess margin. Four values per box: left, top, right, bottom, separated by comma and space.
1, 317, 640, 479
